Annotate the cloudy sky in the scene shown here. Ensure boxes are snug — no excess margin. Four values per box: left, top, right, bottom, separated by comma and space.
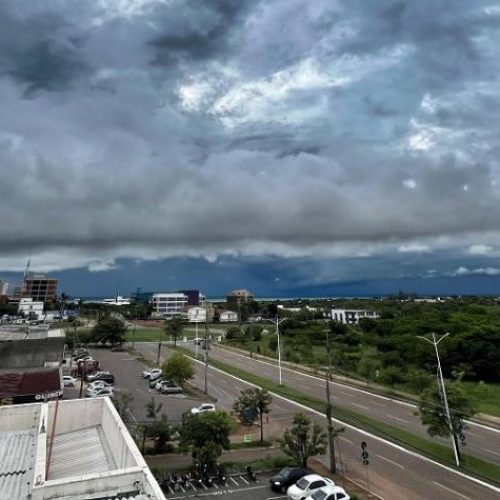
1, 0, 500, 297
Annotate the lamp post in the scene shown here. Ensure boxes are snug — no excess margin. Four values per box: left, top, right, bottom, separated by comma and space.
265, 315, 287, 385
417, 332, 460, 466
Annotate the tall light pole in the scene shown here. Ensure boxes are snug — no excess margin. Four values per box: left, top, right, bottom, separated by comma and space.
417, 332, 460, 466
265, 315, 287, 385
324, 329, 337, 473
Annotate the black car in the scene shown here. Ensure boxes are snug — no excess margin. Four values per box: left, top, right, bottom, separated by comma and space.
269, 467, 310, 492
89, 372, 115, 384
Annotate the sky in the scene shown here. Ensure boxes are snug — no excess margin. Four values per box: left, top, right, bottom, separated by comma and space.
1, 0, 500, 297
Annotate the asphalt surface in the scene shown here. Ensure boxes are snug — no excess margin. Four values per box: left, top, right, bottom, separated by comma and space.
133, 341, 500, 500
184, 342, 500, 466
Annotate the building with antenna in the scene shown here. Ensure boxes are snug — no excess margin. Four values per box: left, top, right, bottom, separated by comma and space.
21, 273, 58, 303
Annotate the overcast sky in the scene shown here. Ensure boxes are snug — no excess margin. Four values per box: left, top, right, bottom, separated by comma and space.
1, 0, 500, 295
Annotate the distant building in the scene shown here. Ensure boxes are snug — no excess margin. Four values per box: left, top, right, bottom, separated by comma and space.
219, 310, 239, 322
0, 398, 166, 500
21, 273, 58, 303
152, 292, 188, 319
227, 289, 254, 304
18, 297, 44, 318
0, 279, 8, 296
331, 309, 380, 324
187, 306, 207, 323
179, 289, 205, 306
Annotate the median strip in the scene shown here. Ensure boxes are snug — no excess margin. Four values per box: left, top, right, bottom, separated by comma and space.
172, 346, 500, 488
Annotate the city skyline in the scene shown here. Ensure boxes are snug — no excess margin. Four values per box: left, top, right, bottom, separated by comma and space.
1, 1, 500, 295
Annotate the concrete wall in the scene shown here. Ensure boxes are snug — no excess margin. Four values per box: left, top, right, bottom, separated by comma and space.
0, 337, 65, 368
47, 398, 102, 434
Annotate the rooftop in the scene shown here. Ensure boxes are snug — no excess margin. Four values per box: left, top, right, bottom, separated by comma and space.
0, 398, 165, 500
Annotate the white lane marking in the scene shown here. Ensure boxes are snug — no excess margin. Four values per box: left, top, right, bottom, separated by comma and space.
196, 358, 500, 496
352, 403, 370, 411
239, 475, 249, 484
387, 415, 410, 423
376, 454, 405, 469
432, 481, 473, 500
267, 497, 287, 500
230, 477, 239, 486
344, 476, 385, 500
485, 448, 500, 458
340, 437, 354, 445
214, 345, 500, 435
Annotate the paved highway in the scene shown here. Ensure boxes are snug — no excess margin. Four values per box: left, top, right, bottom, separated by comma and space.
134, 342, 500, 500
181, 342, 500, 466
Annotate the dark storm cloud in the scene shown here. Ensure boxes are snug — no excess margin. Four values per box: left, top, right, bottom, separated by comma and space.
1, 0, 500, 276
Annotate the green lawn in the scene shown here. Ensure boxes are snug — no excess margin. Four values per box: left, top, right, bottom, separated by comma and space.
461, 381, 500, 418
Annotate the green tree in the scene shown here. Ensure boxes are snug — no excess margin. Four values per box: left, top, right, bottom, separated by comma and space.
280, 413, 327, 468
356, 347, 382, 383
162, 352, 194, 387
149, 414, 174, 453
164, 317, 184, 347
418, 382, 475, 448
233, 388, 272, 442
405, 368, 433, 393
378, 366, 404, 388
146, 397, 163, 419
180, 411, 232, 472
90, 317, 126, 345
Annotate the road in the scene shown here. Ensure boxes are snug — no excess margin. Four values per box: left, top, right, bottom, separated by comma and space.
134, 342, 500, 500
181, 342, 500, 466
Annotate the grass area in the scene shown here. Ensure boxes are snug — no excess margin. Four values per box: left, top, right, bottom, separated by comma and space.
172, 346, 500, 486
461, 381, 500, 417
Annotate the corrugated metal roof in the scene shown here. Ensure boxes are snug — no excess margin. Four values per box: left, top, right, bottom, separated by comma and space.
0, 367, 61, 398
0, 430, 36, 500
48, 426, 115, 480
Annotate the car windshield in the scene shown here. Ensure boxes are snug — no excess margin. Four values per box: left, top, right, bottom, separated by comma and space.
296, 478, 309, 490
311, 490, 328, 500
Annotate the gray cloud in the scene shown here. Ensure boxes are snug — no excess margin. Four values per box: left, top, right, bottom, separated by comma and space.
1, 0, 500, 274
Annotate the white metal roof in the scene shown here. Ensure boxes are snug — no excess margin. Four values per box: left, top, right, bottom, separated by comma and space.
0, 430, 36, 500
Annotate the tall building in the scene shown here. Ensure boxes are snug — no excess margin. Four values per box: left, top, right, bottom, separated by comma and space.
22, 273, 58, 303
0, 279, 8, 296
151, 292, 188, 318
227, 288, 254, 304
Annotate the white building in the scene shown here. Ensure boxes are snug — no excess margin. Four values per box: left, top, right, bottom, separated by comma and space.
152, 293, 188, 319
219, 310, 238, 322
331, 309, 380, 324
18, 298, 44, 319
0, 397, 165, 500
0, 279, 8, 296
187, 306, 207, 323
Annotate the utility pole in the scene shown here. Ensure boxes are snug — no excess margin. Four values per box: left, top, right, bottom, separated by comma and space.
265, 315, 287, 385
156, 326, 162, 366
417, 332, 460, 466
325, 329, 337, 473
204, 314, 209, 394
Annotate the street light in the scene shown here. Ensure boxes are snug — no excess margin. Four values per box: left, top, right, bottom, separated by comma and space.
265, 315, 287, 385
417, 332, 460, 467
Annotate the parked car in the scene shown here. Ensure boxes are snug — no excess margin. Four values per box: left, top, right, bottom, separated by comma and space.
143, 368, 161, 380
150, 377, 163, 389
287, 475, 335, 500
306, 485, 350, 500
190, 403, 216, 415
87, 380, 112, 390
86, 370, 110, 382
159, 381, 183, 394
87, 372, 115, 384
270, 467, 310, 492
72, 349, 89, 360
149, 370, 162, 381
62, 375, 77, 387
86, 386, 114, 398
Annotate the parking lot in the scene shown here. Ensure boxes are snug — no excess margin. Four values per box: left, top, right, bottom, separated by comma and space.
160, 472, 283, 500
64, 347, 208, 422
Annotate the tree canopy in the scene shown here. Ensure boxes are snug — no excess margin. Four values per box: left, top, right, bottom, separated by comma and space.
162, 352, 194, 387
90, 317, 126, 345
233, 388, 272, 442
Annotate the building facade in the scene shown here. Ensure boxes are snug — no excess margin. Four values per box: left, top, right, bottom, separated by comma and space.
219, 310, 239, 322
18, 298, 44, 318
152, 293, 188, 318
22, 273, 58, 302
187, 306, 207, 323
331, 309, 380, 324
227, 288, 254, 304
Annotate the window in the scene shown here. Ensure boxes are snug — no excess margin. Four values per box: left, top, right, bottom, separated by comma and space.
311, 489, 328, 500
309, 481, 325, 490
296, 478, 309, 490
336, 494, 346, 499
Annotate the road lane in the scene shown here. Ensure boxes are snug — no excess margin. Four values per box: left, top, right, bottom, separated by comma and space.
134, 342, 499, 500
189, 342, 500, 466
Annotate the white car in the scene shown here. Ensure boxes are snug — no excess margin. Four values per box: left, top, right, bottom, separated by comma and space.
306, 484, 350, 500
144, 368, 162, 380
86, 386, 114, 398
87, 380, 111, 390
62, 375, 77, 387
190, 403, 216, 415
287, 475, 335, 500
